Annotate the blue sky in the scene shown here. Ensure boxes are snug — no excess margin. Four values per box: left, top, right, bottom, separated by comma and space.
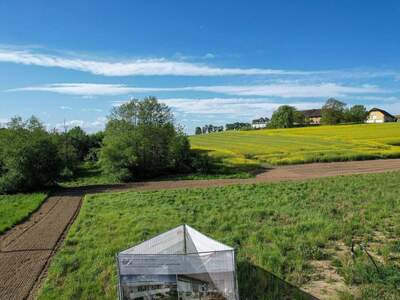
1, 0, 400, 133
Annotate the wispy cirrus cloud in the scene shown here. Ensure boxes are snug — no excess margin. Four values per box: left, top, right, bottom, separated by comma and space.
0, 48, 312, 77
188, 83, 383, 98
9, 83, 159, 96
8, 82, 385, 98
159, 98, 325, 116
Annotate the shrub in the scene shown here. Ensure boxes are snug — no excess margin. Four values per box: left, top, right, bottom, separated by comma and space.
269, 105, 298, 128
100, 97, 194, 181
0, 117, 62, 193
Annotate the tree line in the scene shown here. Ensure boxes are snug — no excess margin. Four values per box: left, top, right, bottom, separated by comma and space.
0, 117, 103, 193
194, 98, 368, 134
0, 97, 210, 194
268, 98, 368, 128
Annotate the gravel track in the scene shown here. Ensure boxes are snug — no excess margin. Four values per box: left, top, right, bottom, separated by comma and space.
1, 158, 400, 299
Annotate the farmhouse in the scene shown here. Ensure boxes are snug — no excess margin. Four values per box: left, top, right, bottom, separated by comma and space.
366, 108, 397, 123
252, 117, 269, 129
301, 109, 322, 125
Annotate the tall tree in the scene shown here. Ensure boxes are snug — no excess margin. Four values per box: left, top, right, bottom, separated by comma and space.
294, 111, 306, 126
321, 98, 346, 125
269, 105, 297, 128
195, 127, 202, 135
101, 97, 191, 181
344, 105, 368, 123
66, 126, 90, 161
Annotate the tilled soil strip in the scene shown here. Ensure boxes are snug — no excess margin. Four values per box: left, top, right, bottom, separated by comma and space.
1, 158, 400, 300
0, 195, 82, 300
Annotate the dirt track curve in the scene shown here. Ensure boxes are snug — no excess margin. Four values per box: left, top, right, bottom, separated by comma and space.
2, 158, 400, 300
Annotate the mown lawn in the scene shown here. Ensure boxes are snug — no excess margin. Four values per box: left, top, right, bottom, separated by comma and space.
190, 123, 400, 167
39, 172, 400, 299
0, 192, 48, 234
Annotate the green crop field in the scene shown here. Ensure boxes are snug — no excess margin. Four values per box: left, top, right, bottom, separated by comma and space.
190, 123, 400, 167
0, 192, 48, 234
39, 172, 400, 300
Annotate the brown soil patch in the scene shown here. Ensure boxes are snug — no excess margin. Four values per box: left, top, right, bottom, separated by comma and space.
302, 242, 351, 300
0, 193, 82, 300
302, 232, 400, 300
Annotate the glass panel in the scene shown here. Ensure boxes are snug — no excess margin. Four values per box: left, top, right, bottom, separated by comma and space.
118, 251, 237, 300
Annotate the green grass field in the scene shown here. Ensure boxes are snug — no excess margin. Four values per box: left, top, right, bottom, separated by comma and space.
190, 123, 400, 167
58, 163, 118, 188
60, 161, 254, 188
39, 172, 400, 299
0, 192, 48, 234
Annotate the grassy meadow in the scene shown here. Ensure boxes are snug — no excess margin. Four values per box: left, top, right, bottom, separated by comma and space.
0, 192, 48, 234
190, 123, 400, 167
39, 172, 400, 299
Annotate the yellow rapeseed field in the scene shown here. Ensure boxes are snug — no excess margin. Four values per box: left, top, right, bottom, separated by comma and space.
190, 123, 400, 166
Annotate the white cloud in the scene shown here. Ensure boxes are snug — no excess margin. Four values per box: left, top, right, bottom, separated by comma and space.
0, 48, 311, 77
9, 82, 385, 98
203, 53, 215, 59
0, 118, 9, 126
114, 98, 324, 117
54, 116, 107, 132
188, 83, 383, 98
60, 106, 72, 110
9, 83, 167, 96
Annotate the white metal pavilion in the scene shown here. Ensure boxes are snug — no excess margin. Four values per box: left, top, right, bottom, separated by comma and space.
117, 224, 239, 300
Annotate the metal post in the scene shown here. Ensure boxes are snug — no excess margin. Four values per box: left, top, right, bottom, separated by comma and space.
183, 224, 187, 254
116, 254, 123, 300
233, 250, 240, 300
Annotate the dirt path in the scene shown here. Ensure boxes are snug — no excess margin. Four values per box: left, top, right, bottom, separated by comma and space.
1, 158, 400, 299
89, 158, 400, 193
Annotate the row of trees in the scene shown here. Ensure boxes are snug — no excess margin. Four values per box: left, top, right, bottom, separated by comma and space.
268, 99, 367, 129
320, 98, 368, 125
225, 122, 251, 131
0, 117, 103, 193
195, 124, 224, 135
0, 97, 206, 193
194, 98, 367, 133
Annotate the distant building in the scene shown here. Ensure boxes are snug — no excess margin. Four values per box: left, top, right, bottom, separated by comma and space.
366, 108, 397, 123
251, 117, 269, 129
202, 124, 224, 134
301, 109, 322, 125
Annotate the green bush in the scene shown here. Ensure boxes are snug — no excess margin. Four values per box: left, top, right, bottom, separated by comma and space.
0, 117, 62, 193
100, 97, 194, 181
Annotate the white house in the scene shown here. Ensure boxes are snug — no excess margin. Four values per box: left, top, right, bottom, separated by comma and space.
366, 108, 397, 123
251, 117, 269, 129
